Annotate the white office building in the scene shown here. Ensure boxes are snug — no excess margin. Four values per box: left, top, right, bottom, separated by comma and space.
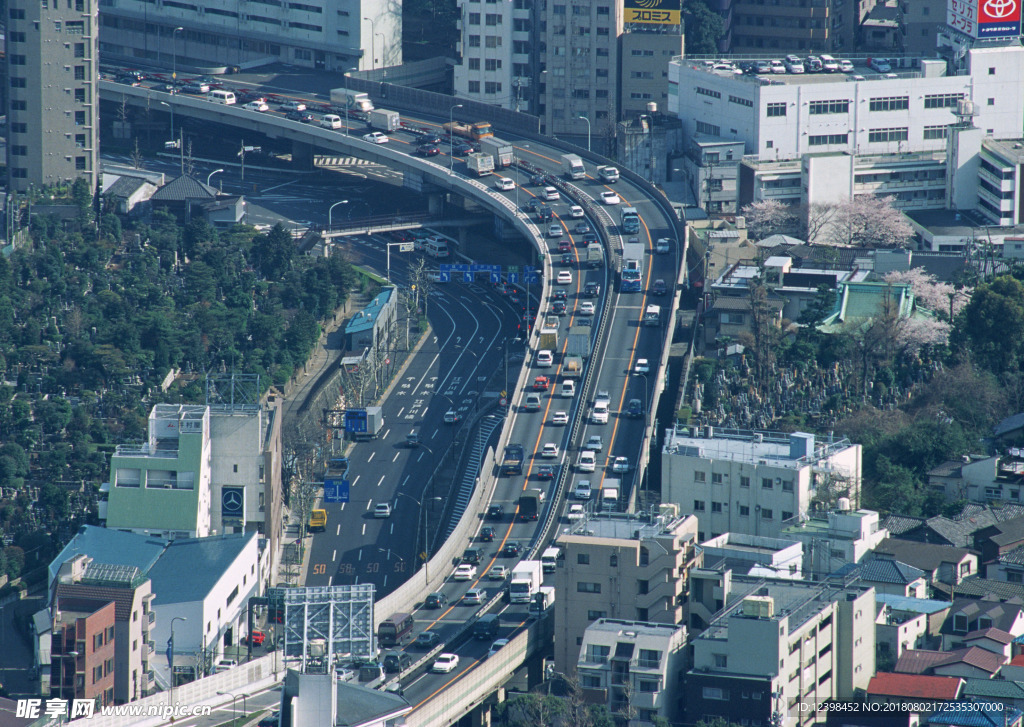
661, 427, 862, 540
98, 0, 398, 73
668, 46, 1024, 161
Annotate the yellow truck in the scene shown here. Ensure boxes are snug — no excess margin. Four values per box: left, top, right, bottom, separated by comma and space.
309, 509, 327, 532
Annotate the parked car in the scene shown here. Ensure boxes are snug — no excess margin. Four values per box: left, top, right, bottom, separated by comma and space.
868, 57, 891, 72
805, 55, 823, 73
839, 59, 855, 73
784, 55, 805, 73
819, 54, 840, 72
769, 60, 786, 74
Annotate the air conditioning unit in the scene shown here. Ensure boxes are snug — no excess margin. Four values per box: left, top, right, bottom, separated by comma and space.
742, 595, 775, 619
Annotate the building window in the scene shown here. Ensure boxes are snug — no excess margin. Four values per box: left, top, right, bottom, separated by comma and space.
74, 43, 86, 58
739, 476, 750, 488
485, 13, 501, 24
468, 12, 480, 23
988, 98, 995, 106
924, 93, 963, 109
577, 581, 601, 593
639, 679, 659, 693
9, 55, 26, 66
639, 648, 662, 668
74, 66, 86, 80
761, 478, 773, 489
586, 644, 610, 662
609, 554, 618, 567
868, 127, 908, 143
485, 58, 501, 71
11, 123, 27, 134
468, 35, 480, 47
762, 508, 774, 519
10, 77, 26, 89
588, 610, 607, 619
10, 146, 27, 156
711, 502, 723, 513
695, 121, 720, 136
696, 87, 721, 99
783, 511, 793, 521
468, 58, 480, 70
923, 125, 949, 140
808, 99, 850, 114
729, 95, 753, 108
577, 553, 590, 565
694, 500, 706, 512
1008, 571, 1024, 583
74, 88, 87, 103
808, 134, 849, 146
952, 614, 968, 632
766, 102, 787, 117
75, 157, 87, 170
10, 100, 26, 111
782, 480, 793, 492
703, 686, 729, 699
485, 81, 502, 94
468, 81, 480, 93
869, 96, 909, 111
712, 473, 724, 485
485, 35, 501, 48
739, 505, 750, 516
694, 471, 706, 483
11, 168, 27, 179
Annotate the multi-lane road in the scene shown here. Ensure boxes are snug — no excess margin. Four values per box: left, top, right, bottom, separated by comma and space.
101, 68, 682, 713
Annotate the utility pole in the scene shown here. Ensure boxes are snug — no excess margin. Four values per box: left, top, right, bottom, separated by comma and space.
238, 139, 246, 183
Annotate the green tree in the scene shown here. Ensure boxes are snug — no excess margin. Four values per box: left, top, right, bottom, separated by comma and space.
684, 0, 725, 55
252, 224, 295, 279
956, 275, 1024, 374
34, 398, 73, 435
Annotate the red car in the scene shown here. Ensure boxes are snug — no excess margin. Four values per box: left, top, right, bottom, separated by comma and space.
533, 376, 550, 391
243, 630, 266, 646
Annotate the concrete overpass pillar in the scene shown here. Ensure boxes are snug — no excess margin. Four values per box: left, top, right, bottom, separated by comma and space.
457, 703, 491, 727
427, 193, 445, 216
526, 653, 547, 691
292, 140, 315, 170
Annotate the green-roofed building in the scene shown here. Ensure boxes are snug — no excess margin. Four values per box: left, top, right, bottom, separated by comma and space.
818, 280, 920, 334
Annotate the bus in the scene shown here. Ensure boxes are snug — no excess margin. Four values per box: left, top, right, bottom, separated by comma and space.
621, 207, 640, 235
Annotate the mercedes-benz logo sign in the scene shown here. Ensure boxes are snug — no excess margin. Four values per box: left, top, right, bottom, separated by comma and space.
223, 489, 243, 511
984, 0, 1017, 19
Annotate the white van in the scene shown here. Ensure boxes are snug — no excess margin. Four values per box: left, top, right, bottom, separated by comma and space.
425, 239, 449, 258
209, 89, 236, 105
320, 114, 342, 129
541, 547, 560, 573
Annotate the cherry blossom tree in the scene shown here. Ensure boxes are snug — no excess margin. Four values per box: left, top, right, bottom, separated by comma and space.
825, 195, 913, 248
740, 199, 797, 240
884, 269, 974, 321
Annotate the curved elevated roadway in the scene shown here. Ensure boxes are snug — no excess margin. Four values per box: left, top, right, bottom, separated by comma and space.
99, 79, 686, 724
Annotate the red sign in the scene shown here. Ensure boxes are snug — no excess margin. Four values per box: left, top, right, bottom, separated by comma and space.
977, 0, 1021, 36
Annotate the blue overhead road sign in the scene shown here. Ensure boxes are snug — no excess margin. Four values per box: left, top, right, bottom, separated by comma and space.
324, 477, 350, 503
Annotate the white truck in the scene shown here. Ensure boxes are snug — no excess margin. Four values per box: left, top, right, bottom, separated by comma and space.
601, 479, 621, 511
529, 586, 556, 616
466, 152, 495, 176
643, 304, 661, 326
330, 89, 374, 113
561, 153, 585, 180
368, 109, 401, 132
510, 560, 542, 604
541, 546, 561, 573
598, 165, 620, 183
479, 137, 514, 168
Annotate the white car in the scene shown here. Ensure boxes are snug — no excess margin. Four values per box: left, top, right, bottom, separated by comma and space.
583, 435, 604, 452
611, 456, 629, 473
552, 410, 569, 425
574, 481, 592, 499
569, 205, 585, 218
579, 301, 595, 315
541, 443, 559, 458
363, 132, 389, 144
634, 358, 650, 374
374, 503, 392, 518
769, 59, 786, 74
432, 653, 460, 673
536, 350, 554, 367
560, 380, 576, 398
868, 57, 891, 72
488, 565, 509, 580
548, 224, 564, 238
839, 59, 855, 73
453, 564, 477, 581
544, 186, 560, 201
463, 588, 485, 605
567, 504, 585, 522
819, 54, 840, 72
784, 55, 805, 73
557, 270, 573, 285
577, 450, 596, 472
487, 639, 510, 658
495, 177, 515, 191
280, 99, 307, 111
600, 191, 621, 205
244, 100, 270, 112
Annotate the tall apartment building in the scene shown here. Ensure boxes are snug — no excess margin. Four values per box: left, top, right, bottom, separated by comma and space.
552, 512, 701, 672
97, 0, 398, 73
51, 597, 117, 706
577, 619, 688, 725
6, 0, 99, 193
452, 0, 682, 144
710, 0, 870, 54
685, 575, 876, 727
661, 428, 862, 540
52, 555, 155, 704
101, 400, 283, 575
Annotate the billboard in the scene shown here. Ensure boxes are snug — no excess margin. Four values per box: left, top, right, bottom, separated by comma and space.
624, 0, 681, 24
947, 0, 1021, 38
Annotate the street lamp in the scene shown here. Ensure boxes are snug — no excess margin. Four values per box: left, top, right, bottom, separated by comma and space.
375, 32, 386, 67
159, 101, 175, 143
328, 199, 349, 231
171, 27, 184, 83
206, 168, 224, 187
397, 493, 442, 581
167, 616, 186, 704
363, 17, 376, 69
449, 104, 464, 173
217, 691, 249, 722
342, 67, 358, 133
577, 114, 591, 152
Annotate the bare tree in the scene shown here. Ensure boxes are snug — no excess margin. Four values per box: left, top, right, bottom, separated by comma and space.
742, 282, 780, 382
130, 138, 144, 170
184, 138, 196, 177
562, 672, 594, 727
798, 202, 838, 245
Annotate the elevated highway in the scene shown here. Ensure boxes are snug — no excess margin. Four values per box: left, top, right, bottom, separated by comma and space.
99, 79, 689, 724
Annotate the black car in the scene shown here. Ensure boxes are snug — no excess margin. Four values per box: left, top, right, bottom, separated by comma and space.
627, 398, 644, 418
537, 206, 553, 222
417, 143, 441, 157
424, 592, 449, 608
418, 133, 443, 145
584, 282, 601, 298
257, 713, 279, 727
552, 289, 568, 301
582, 232, 599, 244
561, 253, 574, 266
577, 317, 592, 326
286, 110, 314, 123
653, 279, 668, 295
383, 652, 412, 673
502, 541, 522, 557
462, 547, 482, 565
480, 526, 496, 542
453, 141, 475, 155
487, 504, 504, 521
526, 197, 545, 212
551, 301, 566, 315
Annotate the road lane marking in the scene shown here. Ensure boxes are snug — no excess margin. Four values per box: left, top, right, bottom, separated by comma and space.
392, 452, 400, 462
336, 524, 341, 535
382, 428, 391, 439
332, 549, 337, 561
397, 407, 405, 417
367, 452, 375, 462
352, 475, 360, 486
377, 475, 386, 487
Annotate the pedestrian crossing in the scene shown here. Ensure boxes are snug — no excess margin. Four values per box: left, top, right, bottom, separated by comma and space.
314, 156, 384, 167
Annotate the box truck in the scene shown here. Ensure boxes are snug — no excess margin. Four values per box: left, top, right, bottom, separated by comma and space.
330, 89, 374, 113
510, 561, 542, 604
561, 154, 585, 180
368, 109, 401, 132
480, 137, 514, 167
518, 489, 546, 521
466, 152, 495, 176
566, 326, 592, 359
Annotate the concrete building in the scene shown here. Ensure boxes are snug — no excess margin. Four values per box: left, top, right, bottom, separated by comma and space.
6, 0, 99, 193
452, 0, 682, 145
684, 576, 876, 727
577, 619, 688, 726
661, 427, 862, 540
49, 555, 155, 704
552, 512, 701, 673
872, 539, 978, 587
700, 532, 805, 579
101, 398, 283, 573
875, 594, 950, 665
781, 508, 888, 578
282, 671, 411, 727
96, 0, 397, 73
710, 0, 870, 54
51, 596, 116, 706
929, 451, 1024, 505
678, 138, 746, 214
